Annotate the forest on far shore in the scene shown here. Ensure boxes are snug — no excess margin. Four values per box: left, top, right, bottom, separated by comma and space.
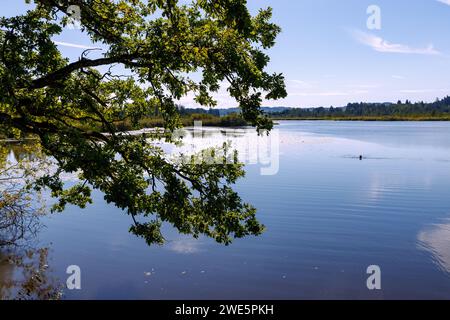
266, 96, 450, 121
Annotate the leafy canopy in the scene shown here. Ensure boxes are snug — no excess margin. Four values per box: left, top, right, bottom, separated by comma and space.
0, 0, 286, 245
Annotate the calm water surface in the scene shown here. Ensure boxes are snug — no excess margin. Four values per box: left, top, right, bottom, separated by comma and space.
3, 121, 450, 299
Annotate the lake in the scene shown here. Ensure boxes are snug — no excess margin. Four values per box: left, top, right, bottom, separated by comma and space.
2, 121, 450, 299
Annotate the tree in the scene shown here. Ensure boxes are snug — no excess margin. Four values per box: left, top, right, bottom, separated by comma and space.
0, 1, 287, 245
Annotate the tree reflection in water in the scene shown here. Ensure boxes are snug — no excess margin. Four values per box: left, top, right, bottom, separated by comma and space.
0, 248, 62, 300
0, 141, 62, 300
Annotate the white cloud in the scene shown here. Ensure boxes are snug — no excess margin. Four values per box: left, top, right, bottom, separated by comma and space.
392, 75, 405, 80
346, 84, 380, 89
54, 41, 101, 50
290, 90, 369, 97
400, 88, 449, 93
351, 30, 440, 55
437, 0, 450, 6
288, 80, 316, 89
400, 89, 433, 93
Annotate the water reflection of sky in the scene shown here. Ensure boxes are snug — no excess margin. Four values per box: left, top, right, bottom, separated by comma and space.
3, 121, 450, 299
166, 237, 204, 255
41, 122, 450, 298
418, 219, 450, 275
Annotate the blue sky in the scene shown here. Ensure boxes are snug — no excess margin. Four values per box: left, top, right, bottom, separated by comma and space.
4, 0, 450, 108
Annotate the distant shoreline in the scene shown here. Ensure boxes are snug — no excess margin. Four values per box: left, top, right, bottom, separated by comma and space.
271, 117, 450, 121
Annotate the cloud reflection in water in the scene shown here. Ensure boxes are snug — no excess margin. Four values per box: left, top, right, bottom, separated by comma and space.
418, 219, 450, 275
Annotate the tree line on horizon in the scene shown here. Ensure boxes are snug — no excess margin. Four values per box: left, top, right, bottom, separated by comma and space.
178, 96, 450, 120
267, 96, 450, 119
